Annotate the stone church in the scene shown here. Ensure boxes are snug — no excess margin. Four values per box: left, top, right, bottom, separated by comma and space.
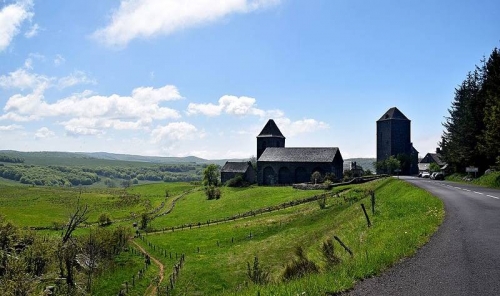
376, 107, 419, 175
256, 119, 343, 185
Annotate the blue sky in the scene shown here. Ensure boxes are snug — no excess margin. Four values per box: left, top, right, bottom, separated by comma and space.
1, 0, 499, 160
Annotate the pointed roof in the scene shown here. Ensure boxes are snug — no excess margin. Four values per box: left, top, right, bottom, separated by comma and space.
378, 107, 410, 121
257, 119, 285, 138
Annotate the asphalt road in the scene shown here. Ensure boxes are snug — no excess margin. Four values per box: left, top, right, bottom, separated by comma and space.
347, 176, 500, 296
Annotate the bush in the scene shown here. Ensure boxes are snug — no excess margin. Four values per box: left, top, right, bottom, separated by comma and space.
321, 239, 340, 267
226, 174, 250, 187
317, 195, 327, 209
247, 256, 269, 285
283, 246, 319, 281
311, 171, 323, 184
324, 173, 337, 183
205, 186, 221, 200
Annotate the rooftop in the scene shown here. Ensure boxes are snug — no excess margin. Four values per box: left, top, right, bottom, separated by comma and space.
258, 147, 341, 162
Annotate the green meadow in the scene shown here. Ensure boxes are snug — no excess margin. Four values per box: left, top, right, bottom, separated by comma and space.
0, 177, 443, 295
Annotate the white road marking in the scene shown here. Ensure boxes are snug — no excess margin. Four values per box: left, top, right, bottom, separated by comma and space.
474, 192, 484, 195
454, 187, 461, 189
463, 189, 471, 192
487, 195, 499, 199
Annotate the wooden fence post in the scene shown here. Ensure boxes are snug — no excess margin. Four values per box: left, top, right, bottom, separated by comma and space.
361, 204, 371, 227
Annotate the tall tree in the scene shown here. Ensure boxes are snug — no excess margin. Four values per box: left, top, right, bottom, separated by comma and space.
479, 48, 500, 167
441, 47, 500, 173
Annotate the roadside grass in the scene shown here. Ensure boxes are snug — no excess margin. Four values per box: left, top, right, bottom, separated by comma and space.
446, 171, 500, 189
134, 178, 443, 295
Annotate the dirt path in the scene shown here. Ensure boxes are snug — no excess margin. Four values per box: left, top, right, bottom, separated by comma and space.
131, 240, 165, 296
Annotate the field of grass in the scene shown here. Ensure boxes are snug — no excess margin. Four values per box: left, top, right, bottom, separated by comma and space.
0, 178, 443, 295
132, 178, 443, 295
0, 182, 195, 228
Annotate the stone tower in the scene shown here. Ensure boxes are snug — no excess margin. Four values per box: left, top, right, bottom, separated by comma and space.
256, 119, 285, 159
376, 107, 418, 174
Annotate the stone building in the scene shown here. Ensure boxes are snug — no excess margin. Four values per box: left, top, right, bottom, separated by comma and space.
376, 107, 419, 175
256, 119, 343, 185
220, 161, 256, 184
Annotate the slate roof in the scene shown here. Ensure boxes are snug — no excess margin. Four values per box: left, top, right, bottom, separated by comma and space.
221, 161, 251, 173
258, 147, 341, 163
378, 107, 410, 121
419, 153, 445, 166
257, 119, 285, 138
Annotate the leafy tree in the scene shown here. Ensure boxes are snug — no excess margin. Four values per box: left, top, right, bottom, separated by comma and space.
203, 164, 220, 187
311, 171, 323, 184
429, 162, 441, 173
385, 156, 401, 175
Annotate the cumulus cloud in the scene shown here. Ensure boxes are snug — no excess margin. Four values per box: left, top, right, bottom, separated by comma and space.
275, 118, 330, 137
187, 95, 264, 117
92, 0, 281, 48
0, 68, 51, 90
0, 124, 23, 131
0, 0, 34, 51
151, 121, 199, 143
34, 127, 55, 139
2, 75, 184, 135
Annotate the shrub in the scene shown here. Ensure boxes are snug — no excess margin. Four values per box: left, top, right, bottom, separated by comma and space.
247, 256, 269, 285
311, 171, 323, 184
317, 195, 327, 209
226, 174, 250, 187
324, 173, 337, 183
283, 246, 319, 281
98, 213, 112, 226
321, 239, 340, 267
205, 186, 221, 200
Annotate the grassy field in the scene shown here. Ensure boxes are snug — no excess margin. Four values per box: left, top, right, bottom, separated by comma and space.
0, 178, 443, 295
132, 178, 443, 295
0, 182, 196, 228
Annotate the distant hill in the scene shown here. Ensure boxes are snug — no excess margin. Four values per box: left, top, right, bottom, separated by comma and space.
345, 158, 376, 172
0, 150, 244, 167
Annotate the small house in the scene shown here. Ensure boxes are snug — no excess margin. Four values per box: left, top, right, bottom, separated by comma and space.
220, 161, 256, 184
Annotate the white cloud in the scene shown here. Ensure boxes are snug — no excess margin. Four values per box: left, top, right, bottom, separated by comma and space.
92, 0, 281, 48
34, 127, 55, 139
0, 124, 23, 131
24, 22, 39, 38
0, 0, 34, 51
151, 121, 199, 143
275, 117, 330, 137
57, 71, 97, 89
54, 54, 65, 66
0, 68, 51, 90
187, 95, 264, 117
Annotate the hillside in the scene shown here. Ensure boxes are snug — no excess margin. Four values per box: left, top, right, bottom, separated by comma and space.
0, 150, 241, 167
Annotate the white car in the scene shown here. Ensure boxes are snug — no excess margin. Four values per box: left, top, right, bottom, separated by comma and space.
421, 172, 430, 178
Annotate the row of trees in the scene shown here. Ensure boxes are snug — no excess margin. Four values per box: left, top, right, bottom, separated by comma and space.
0, 155, 24, 163
0, 163, 203, 186
440, 47, 500, 173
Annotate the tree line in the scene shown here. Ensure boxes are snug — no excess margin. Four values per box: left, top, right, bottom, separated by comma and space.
0, 154, 24, 163
439, 47, 500, 174
0, 163, 203, 186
